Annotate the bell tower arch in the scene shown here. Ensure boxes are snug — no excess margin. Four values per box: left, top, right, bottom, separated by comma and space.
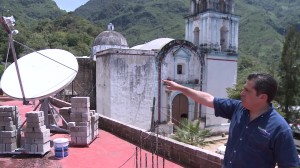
220, 25, 228, 51
186, 0, 238, 52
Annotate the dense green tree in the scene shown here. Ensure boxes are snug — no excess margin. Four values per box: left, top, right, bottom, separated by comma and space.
226, 55, 287, 118
0, 13, 102, 62
227, 55, 268, 99
277, 26, 300, 122
33, 14, 102, 56
0, 64, 4, 77
25, 33, 48, 50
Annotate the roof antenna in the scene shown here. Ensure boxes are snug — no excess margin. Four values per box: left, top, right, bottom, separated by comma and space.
0, 15, 28, 105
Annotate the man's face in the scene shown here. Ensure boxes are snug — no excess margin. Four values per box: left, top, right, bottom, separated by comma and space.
240, 79, 262, 110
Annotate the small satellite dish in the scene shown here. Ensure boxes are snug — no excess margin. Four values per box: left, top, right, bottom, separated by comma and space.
1, 49, 78, 100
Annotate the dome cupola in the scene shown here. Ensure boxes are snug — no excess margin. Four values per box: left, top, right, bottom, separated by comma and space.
91, 23, 129, 60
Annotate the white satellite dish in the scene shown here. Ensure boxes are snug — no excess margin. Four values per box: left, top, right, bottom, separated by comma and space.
1, 49, 78, 100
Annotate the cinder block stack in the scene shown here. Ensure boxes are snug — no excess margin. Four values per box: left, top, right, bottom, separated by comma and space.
69, 97, 99, 146
59, 107, 71, 129
24, 111, 50, 154
69, 97, 91, 146
0, 106, 20, 153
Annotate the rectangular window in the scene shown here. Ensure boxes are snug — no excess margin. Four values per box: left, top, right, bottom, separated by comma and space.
177, 64, 183, 74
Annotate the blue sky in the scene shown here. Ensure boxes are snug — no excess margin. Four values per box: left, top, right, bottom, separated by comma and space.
53, 0, 89, 12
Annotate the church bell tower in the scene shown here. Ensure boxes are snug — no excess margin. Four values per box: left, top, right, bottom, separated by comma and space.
185, 0, 239, 130
185, 0, 238, 53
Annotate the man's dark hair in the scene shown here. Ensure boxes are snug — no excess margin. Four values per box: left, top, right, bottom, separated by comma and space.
247, 73, 278, 103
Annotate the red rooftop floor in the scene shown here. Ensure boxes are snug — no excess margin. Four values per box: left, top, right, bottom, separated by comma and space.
0, 99, 183, 168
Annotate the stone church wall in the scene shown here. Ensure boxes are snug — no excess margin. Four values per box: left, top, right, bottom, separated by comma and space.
96, 49, 157, 130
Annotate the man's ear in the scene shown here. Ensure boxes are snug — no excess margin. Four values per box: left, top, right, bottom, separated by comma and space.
259, 94, 268, 102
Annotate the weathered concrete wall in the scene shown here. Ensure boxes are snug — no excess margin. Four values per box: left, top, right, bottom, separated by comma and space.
99, 114, 223, 168
204, 53, 237, 132
96, 49, 157, 130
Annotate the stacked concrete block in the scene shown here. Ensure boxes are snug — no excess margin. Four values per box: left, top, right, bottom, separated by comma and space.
59, 107, 71, 129
69, 97, 91, 146
69, 97, 99, 146
90, 110, 99, 140
24, 111, 50, 154
0, 106, 20, 153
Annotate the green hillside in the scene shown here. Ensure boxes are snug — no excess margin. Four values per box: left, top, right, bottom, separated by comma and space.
0, 0, 102, 65
75, 0, 300, 66
75, 0, 189, 45
0, 0, 299, 73
235, 0, 300, 65
0, 0, 64, 26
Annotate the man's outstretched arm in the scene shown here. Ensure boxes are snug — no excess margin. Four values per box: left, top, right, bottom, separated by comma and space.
162, 80, 214, 108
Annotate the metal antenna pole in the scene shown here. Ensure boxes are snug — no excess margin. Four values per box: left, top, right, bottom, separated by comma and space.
1, 16, 28, 104
136, 147, 138, 168
9, 34, 28, 105
5, 37, 11, 69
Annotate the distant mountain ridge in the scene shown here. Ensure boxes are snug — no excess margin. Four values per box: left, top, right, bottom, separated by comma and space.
0, 0, 101, 63
74, 0, 300, 65
0, 0, 299, 67
0, 0, 64, 26
74, 0, 189, 46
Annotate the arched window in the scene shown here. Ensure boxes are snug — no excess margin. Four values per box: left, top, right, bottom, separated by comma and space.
191, 0, 197, 14
200, 0, 208, 12
220, 26, 228, 51
219, 0, 225, 13
204, 0, 208, 10
195, 0, 200, 13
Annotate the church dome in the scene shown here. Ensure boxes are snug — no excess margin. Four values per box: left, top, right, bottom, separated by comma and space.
93, 30, 128, 47
92, 23, 129, 60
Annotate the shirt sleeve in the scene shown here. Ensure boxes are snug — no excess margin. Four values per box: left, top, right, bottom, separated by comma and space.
274, 128, 300, 167
213, 98, 241, 120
